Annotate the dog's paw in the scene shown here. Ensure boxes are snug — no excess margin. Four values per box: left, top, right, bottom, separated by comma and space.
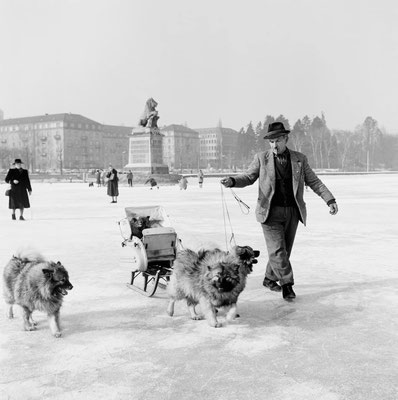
7, 306, 14, 319
191, 315, 203, 320
24, 324, 37, 331
226, 313, 240, 321
53, 331, 62, 338
208, 320, 223, 328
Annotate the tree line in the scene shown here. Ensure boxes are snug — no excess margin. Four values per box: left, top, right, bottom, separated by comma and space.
235, 114, 398, 171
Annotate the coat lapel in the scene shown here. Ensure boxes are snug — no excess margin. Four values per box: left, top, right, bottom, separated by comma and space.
290, 150, 302, 194
265, 150, 275, 191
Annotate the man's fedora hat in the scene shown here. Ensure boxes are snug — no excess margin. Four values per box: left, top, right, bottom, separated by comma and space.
263, 122, 290, 139
12, 158, 24, 164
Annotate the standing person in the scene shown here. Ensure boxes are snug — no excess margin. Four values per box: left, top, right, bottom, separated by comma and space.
106, 164, 119, 203
221, 122, 338, 301
179, 176, 188, 190
5, 159, 32, 221
127, 170, 133, 187
198, 169, 204, 188
101, 169, 106, 186
95, 169, 101, 187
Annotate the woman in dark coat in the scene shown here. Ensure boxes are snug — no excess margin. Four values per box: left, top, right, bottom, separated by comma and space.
5, 158, 32, 220
106, 165, 119, 203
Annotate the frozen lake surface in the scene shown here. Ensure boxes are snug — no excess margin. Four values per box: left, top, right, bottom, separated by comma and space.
0, 175, 397, 400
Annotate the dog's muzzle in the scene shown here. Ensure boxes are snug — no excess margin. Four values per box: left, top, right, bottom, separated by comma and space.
56, 282, 73, 296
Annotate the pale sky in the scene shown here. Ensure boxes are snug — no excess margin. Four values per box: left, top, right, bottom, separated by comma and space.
0, 0, 397, 132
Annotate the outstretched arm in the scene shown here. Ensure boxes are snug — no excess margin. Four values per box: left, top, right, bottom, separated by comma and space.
221, 154, 260, 188
303, 155, 338, 214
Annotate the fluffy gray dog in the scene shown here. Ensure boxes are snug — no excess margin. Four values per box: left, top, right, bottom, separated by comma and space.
3, 248, 73, 337
167, 245, 259, 327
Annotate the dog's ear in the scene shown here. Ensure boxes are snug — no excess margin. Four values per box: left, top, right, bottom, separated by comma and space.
56, 261, 62, 266
234, 246, 246, 257
198, 249, 207, 260
42, 269, 53, 278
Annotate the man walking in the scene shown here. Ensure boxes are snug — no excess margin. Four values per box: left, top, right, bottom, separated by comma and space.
221, 122, 338, 301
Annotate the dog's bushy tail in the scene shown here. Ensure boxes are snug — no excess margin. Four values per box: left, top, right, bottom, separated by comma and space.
13, 247, 46, 263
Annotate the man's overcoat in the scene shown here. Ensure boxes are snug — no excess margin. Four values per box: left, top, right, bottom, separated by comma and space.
5, 167, 32, 209
233, 149, 335, 225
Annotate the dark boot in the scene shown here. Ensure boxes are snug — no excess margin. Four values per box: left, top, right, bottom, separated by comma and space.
263, 277, 282, 292
12, 214, 16, 220
282, 284, 296, 300
19, 216, 25, 221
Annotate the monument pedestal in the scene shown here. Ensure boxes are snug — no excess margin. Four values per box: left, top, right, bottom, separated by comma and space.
125, 127, 169, 174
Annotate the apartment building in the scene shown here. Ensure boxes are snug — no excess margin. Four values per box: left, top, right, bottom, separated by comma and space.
0, 113, 132, 171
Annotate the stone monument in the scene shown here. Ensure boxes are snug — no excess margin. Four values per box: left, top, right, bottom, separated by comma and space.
125, 98, 169, 174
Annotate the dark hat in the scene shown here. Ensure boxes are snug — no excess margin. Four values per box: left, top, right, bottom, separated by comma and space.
13, 159, 24, 164
263, 122, 290, 139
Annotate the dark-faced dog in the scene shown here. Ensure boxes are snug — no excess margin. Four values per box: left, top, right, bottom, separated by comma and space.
129, 216, 152, 239
129, 216, 162, 239
167, 245, 259, 327
3, 249, 73, 337
88, 182, 94, 187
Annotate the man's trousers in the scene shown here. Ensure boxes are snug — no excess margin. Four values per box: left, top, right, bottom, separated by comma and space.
261, 206, 299, 286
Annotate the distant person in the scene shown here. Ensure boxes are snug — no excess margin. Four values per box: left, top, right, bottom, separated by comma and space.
95, 169, 101, 187
101, 169, 106, 186
127, 170, 133, 187
198, 169, 204, 188
5, 158, 32, 221
221, 122, 338, 301
179, 176, 188, 190
106, 164, 119, 203
145, 177, 159, 190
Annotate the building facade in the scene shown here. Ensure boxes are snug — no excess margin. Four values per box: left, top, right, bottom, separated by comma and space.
195, 126, 239, 169
161, 124, 200, 172
0, 113, 132, 172
0, 112, 240, 173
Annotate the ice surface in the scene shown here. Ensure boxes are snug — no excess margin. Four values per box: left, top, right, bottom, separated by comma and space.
0, 175, 397, 400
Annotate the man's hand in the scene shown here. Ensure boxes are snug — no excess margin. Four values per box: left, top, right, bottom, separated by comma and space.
13, 180, 19, 184
28, 190, 32, 196
329, 203, 338, 215
221, 177, 234, 188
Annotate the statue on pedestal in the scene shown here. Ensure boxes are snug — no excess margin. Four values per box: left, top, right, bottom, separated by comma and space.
139, 98, 159, 129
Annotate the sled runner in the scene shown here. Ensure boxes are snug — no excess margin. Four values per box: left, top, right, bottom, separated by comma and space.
118, 206, 179, 297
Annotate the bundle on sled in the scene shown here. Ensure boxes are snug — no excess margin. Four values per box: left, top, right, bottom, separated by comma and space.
118, 205, 181, 297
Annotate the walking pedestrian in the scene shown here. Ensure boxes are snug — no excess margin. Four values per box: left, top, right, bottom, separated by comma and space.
127, 170, 133, 187
179, 176, 188, 190
95, 169, 101, 187
198, 169, 204, 188
221, 122, 338, 301
5, 159, 32, 221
